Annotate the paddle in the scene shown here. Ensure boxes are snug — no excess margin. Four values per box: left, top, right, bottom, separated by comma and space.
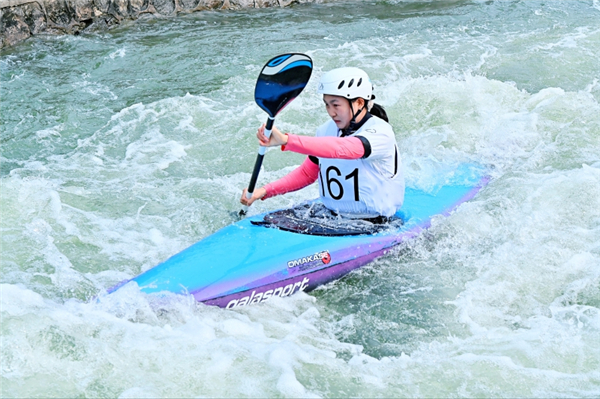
239, 53, 313, 217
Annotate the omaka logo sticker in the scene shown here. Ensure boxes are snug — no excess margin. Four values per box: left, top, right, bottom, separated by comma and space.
287, 250, 331, 270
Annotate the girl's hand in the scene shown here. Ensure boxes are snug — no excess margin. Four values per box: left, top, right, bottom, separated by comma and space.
240, 187, 267, 206
257, 124, 289, 147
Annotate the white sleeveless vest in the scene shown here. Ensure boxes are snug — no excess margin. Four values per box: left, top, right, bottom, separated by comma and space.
316, 117, 405, 217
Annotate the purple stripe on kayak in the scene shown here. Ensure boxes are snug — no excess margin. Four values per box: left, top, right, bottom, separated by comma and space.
194, 227, 422, 306
202, 246, 389, 308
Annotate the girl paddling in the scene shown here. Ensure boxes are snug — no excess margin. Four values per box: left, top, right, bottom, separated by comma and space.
241, 67, 404, 218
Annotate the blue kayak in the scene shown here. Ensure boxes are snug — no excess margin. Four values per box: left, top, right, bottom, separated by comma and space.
109, 164, 489, 308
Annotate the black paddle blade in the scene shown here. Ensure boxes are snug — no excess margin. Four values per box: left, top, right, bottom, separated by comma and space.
254, 53, 313, 118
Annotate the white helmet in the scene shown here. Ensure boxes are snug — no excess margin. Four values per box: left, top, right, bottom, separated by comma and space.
317, 67, 373, 100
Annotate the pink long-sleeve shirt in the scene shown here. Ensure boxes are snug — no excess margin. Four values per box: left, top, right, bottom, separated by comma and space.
262, 134, 365, 200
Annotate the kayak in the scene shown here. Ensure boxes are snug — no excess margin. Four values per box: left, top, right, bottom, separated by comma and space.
108, 163, 489, 309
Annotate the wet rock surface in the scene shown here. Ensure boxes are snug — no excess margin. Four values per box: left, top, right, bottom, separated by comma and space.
0, 0, 320, 49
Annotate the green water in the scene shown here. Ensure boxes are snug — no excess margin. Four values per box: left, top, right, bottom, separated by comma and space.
2, 1, 600, 397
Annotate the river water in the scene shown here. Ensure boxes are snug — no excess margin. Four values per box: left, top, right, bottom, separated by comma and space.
1, 0, 599, 397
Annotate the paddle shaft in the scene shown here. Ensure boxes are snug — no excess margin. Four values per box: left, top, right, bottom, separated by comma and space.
246, 116, 275, 199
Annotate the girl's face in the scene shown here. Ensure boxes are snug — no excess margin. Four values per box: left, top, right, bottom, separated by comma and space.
323, 95, 364, 130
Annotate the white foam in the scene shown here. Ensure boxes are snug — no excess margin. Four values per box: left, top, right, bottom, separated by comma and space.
1, 284, 46, 316
35, 125, 63, 140
109, 48, 127, 59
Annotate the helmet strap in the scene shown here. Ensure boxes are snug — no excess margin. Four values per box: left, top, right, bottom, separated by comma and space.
342, 98, 366, 136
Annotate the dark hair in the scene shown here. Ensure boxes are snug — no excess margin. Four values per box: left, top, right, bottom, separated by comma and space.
370, 103, 389, 122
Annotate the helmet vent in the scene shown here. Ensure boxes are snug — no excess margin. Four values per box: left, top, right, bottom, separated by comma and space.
318, 68, 371, 99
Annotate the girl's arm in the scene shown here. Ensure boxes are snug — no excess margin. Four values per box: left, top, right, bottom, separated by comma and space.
282, 134, 365, 159
262, 156, 319, 199
255, 124, 366, 160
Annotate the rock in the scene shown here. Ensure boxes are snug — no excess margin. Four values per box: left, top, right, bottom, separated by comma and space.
1, 7, 32, 47
0, 0, 322, 49
23, 2, 46, 33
